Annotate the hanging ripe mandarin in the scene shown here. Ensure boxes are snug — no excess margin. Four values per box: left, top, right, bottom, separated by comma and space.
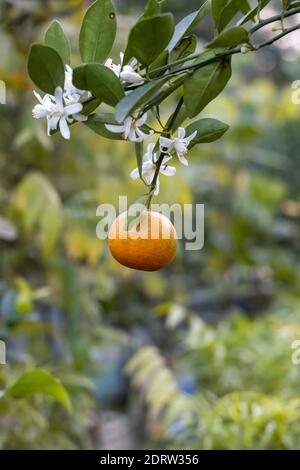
108, 210, 178, 271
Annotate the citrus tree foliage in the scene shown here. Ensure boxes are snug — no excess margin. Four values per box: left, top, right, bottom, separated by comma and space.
126, 303, 300, 449
1, 0, 300, 450
27, 0, 300, 209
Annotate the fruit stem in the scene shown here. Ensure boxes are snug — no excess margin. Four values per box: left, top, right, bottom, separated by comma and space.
149, 97, 184, 198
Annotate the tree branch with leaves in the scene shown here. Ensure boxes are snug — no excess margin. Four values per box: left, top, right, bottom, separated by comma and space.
26, 0, 300, 269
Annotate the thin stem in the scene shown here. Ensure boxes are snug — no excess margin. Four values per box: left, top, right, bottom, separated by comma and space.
249, 6, 300, 33
256, 22, 300, 49
149, 97, 184, 198
161, 48, 240, 79
159, 22, 300, 80
149, 6, 300, 77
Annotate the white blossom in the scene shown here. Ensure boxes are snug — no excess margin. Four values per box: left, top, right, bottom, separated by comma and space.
159, 127, 197, 166
32, 66, 88, 139
33, 86, 84, 140
105, 113, 154, 143
130, 143, 176, 195
105, 53, 144, 85
63, 65, 88, 122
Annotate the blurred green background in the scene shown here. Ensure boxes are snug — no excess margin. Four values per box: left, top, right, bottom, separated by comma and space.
1, 0, 300, 450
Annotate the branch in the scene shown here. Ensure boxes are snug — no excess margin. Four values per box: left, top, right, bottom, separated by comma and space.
149, 6, 300, 77
250, 6, 300, 34
256, 22, 300, 49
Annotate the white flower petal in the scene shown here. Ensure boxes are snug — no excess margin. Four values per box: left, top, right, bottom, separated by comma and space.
124, 117, 133, 139
136, 113, 148, 127
120, 68, 144, 84
48, 115, 60, 131
161, 165, 176, 176
105, 58, 113, 68
59, 116, 70, 140
159, 136, 174, 149
128, 129, 140, 142
32, 104, 49, 119
73, 113, 88, 122
33, 90, 45, 104
135, 128, 152, 142
143, 166, 156, 185
184, 130, 197, 145
54, 86, 63, 104
178, 154, 189, 166
144, 143, 156, 162
178, 127, 186, 139
105, 124, 125, 134
64, 103, 83, 116
130, 168, 140, 180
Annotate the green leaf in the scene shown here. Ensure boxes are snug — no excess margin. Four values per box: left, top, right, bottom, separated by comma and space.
124, 14, 174, 66
185, 118, 230, 148
73, 63, 124, 107
149, 50, 169, 78
7, 369, 72, 412
172, 35, 197, 62
144, 75, 186, 113
44, 20, 70, 65
135, 142, 144, 180
115, 76, 170, 123
212, 0, 251, 32
184, 58, 232, 118
143, 0, 168, 17
238, 0, 272, 25
81, 97, 102, 115
207, 26, 250, 49
13, 172, 62, 256
27, 44, 65, 94
84, 113, 123, 140
79, 0, 117, 63
167, 1, 211, 53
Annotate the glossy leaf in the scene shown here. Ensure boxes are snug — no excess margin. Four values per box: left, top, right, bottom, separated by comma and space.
7, 369, 72, 412
44, 20, 70, 65
115, 76, 170, 123
81, 97, 102, 115
79, 0, 117, 63
135, 142, 144, 180
143, 0, 168, 17
172, 35, 197, 62
124, 14, 174, 66
212, 0, 251, 32
27, 44, 65, 94
149, 50, 169, 78
167, 1, 210, 53
207, 26, 250, 49
73, 64, 124, 107
184, 58, 232, 118
185, 118, 230, 148
238, 0, 272, 25
13, 172, 62, 256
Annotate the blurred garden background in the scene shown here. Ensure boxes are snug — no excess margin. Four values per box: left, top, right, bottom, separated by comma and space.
1, 0, 300, 450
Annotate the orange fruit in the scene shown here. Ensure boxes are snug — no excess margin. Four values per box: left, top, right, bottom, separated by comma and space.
108, 210, 177, 271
